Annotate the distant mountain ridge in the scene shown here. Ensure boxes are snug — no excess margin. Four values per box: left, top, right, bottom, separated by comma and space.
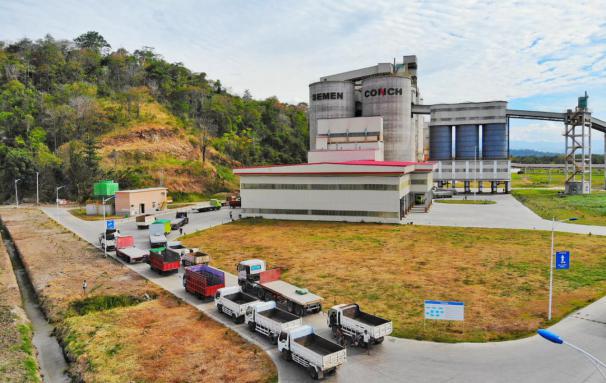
510, 149, 560, 157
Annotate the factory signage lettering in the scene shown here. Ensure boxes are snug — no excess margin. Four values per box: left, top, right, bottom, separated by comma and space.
364, 88, 403, 97
312, 92, 344, 101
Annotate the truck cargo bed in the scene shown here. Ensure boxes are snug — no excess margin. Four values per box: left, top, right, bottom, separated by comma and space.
224, 292, 257, 305
258, 308, 299, 323
342, 306, 389, 326
294, 334, 342, 356
262, 280, 322, 306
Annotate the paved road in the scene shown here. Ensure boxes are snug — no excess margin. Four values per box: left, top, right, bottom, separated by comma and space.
404, 194, 606, 236
41, 205, 606, 382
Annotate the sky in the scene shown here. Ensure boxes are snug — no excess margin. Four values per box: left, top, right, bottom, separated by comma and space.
2, 0, 606, 153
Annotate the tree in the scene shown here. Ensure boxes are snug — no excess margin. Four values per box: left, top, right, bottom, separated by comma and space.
74, 31, 111, 52
243, 89, 252, 100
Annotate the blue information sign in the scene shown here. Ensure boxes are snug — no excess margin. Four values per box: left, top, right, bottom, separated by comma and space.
555, 251, 570, 270
106, 220, 115, 230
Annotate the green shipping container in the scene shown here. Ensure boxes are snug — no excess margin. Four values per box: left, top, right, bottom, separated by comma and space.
93, 180, 119, 197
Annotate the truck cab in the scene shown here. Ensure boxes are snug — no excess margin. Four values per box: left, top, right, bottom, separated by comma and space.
237, 259, 266, 284
99, 228, 118, 251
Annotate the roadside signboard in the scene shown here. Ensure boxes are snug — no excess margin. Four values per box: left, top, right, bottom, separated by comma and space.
424, 300, 464, 321
106, 220, 115, 230
555, 251, 570, 270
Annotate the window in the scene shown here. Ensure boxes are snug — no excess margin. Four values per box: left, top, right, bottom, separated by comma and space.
242, 208, 399, 219
241, 183, 398, 191
279, 332, 288, 342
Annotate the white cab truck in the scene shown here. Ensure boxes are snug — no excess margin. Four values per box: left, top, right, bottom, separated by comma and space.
136, 214, 154, 229
278, 325, 346, 380
149, 222, 167, 248
238, 259, 323, 316
98, 229, 117, 251
214, 286, 259, 323
327, 303, 392, 347
245, 301, 302, 344
166, 242, 199, 259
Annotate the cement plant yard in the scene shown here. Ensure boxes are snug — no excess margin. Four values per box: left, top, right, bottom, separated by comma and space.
183, 219, 606, 342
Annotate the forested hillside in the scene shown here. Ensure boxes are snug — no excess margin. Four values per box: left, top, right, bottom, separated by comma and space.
0, 32, 308, 203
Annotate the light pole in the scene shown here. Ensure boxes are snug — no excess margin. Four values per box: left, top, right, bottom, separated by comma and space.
102, 195, 115, 258
14, 179, 21, 208
56, 186, 65, 210
548, 216, 577, 320
538, 329, 606, 380
36, 172, 39, 205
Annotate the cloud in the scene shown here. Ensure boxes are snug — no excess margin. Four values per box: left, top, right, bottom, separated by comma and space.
1, 0, 605, 110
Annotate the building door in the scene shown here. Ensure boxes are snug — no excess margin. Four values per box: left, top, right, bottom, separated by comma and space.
140, 203, 145, 214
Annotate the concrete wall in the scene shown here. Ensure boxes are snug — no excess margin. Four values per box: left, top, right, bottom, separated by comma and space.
308, 149, 383, 163
115, 189, 168, 216
239, 174, 407, 224
434, 160, 511, 181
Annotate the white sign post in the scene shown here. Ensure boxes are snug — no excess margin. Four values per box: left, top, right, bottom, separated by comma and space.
424, 300, 465, 321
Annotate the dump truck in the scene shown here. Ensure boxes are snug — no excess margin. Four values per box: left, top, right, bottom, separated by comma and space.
238, 259, 322, 316
193, 199, 222, 213
170, 211, 189, 230
154, 219, 172, 233
227, 192, 241, 208
184, 265, 225, 300
136, 214, 155, 229
327, 303, 392, 347
166, 242, 198, 258
278, 325, 346, 380
116, 236, 149, 263
245, 300, 302, 344
149, 222, 168, 248
98, 228, 117, 251
214, 286, 259, 323
181, 250, 210, 267
149, 247, 180, 274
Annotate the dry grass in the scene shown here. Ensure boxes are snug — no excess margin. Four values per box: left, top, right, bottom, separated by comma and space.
1, 209, 276, 382
183, 219, 606, 342
58, 296, 276, 383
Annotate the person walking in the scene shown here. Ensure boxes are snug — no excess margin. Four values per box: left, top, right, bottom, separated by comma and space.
229, 211, 233, 221
363, 330, 370, 355
82, 279, 88, 296
179, 227, 183, 236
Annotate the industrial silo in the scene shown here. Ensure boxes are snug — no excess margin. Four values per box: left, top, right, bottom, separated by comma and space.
308, 81, 355, 150
429, 125, 452, 160
455, 124, 479, 160
361, 75, 412, 161
482, 123, 508, 159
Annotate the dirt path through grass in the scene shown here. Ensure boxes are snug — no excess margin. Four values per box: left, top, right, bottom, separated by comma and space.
183, 219, 606, 342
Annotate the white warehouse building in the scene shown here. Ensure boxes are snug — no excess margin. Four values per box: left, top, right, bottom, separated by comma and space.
234, 160, 435, 224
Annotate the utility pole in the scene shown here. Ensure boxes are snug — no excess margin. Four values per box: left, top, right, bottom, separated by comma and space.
102, 195, 115, 258
14, 179, 21, 208
36, 172, 39, 205
548, 217, 555, 321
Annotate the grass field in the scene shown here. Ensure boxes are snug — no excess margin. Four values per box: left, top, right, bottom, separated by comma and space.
511, 169, 605, 189
183, 219, 606, 343
69, 208, 122, 221
512, 189, 606, 226
435, 199, 496, 205
2, 209, 276, 383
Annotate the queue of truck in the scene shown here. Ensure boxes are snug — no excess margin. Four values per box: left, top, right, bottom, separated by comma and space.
96, 212, 389, 381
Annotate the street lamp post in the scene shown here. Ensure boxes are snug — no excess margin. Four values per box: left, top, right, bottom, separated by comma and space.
14, 179, 21, 208
548, 216, 577, 320
56, 186, 65, 210
538, 329, 606, 380
102, 195, 115, 258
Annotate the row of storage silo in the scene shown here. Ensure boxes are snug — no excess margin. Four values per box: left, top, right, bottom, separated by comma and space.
309, 75, 413, 162
429, 124, 508, 160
